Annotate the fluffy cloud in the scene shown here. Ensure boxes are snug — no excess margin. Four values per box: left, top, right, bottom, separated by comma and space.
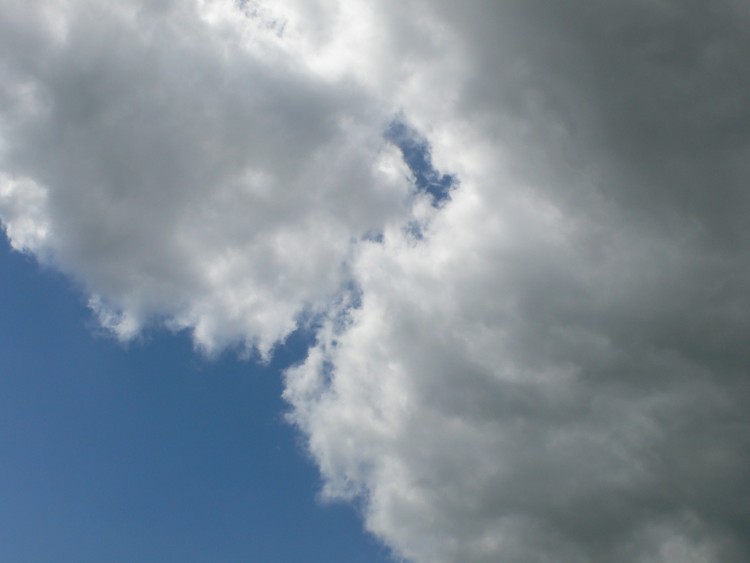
3, 1, 750, 562
0, 0, 411, 354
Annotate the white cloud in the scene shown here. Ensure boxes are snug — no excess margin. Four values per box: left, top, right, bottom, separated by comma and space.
0, 0, 411, 355
3, 1, 750, 562
0, 174, 51, 253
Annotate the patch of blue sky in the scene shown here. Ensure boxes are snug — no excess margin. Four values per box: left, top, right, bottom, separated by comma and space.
361, 230, 384, 244
385, 118, 457, 206
0, 234, 392, 563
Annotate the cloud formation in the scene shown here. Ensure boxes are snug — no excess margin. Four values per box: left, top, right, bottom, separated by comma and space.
0, 0, 411, 354
2, 1, 750, 562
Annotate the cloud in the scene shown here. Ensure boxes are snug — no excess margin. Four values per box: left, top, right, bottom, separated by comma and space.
0, 0, 411, 355
286, 1, 750, 562
3, 1, 750, 562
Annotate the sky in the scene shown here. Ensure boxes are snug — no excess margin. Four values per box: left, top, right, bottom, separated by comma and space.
1, 1, 749, 562
0, 235, 391, 562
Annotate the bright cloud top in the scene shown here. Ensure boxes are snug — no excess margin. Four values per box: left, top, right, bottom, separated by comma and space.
2, 1, 750, 562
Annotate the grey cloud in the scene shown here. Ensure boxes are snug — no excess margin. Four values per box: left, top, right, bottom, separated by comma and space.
427, 0, 750, 237
285, 1, 750, 562
287, 185, 750, 562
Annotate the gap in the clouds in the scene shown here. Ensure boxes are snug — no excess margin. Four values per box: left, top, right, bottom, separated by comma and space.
385, 117, 457, 207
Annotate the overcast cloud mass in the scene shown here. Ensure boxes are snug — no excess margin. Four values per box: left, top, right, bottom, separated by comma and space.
2, 1, 750, 561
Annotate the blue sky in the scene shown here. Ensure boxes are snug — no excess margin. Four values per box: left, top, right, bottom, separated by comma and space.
0, 235, 390, 562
